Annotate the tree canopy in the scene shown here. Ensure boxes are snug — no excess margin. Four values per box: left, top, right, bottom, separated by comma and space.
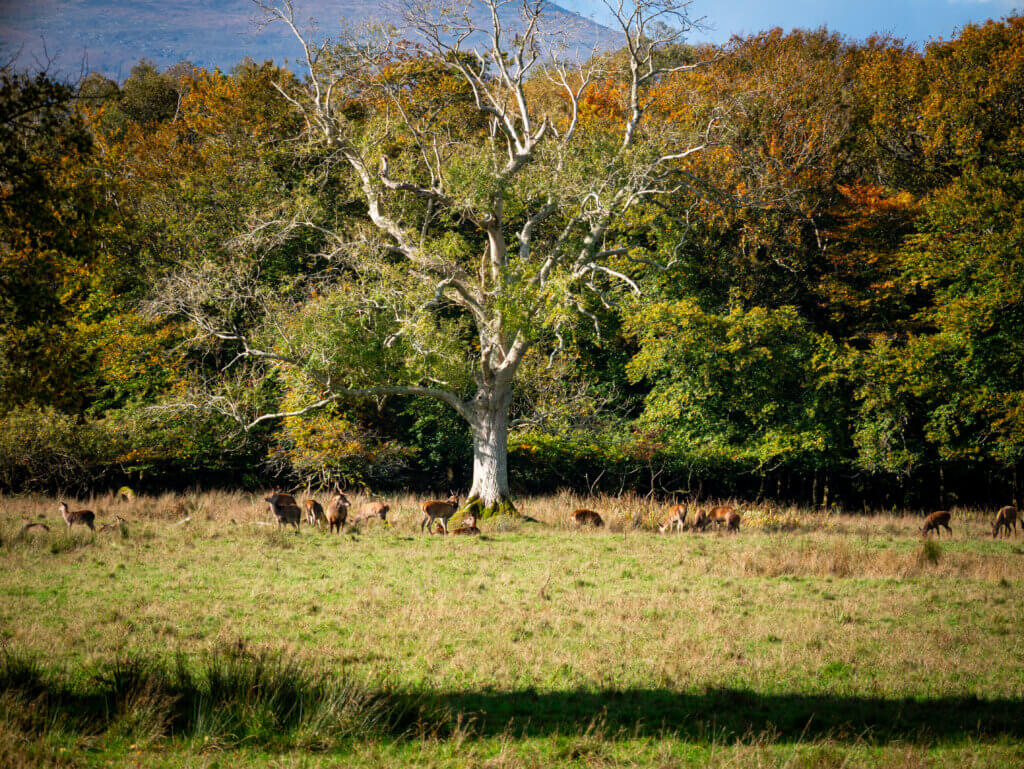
1, 10, 1022, 510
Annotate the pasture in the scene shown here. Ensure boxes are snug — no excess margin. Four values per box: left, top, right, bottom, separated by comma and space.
1, 491, 1022, 768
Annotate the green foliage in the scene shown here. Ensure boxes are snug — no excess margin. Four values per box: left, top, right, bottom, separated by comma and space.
625, 301, 847, 470
3, 17, 1024, 504
0, 406, 97, 489
116, 60, 181, 125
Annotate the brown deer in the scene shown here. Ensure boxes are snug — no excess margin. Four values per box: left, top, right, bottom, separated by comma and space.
569, 509, 604, 527
691, 505, 733, 531
16, 521, 50, 539
992, 505, 1018, 538
325, 492, 350, 534
58, 501, 95, 531
451, 513, 480, 536
688, 508, 709, 531
352, 500, 390, 526
304, 499, 325, 527
420, 492, 461, 534
921, 510, 952, 537
658, 504, 687, 533
264, 492, 301, 530
97, 515, 127, 534
724, 510, 741, 533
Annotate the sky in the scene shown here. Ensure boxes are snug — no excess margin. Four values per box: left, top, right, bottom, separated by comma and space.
563, 0, 1020, 45
0, 0, 1020, 78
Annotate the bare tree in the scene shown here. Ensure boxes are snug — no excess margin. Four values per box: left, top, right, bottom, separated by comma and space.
150, 0, 724, 516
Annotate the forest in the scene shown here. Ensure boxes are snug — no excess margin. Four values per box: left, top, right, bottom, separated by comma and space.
2, 11, 1022, 510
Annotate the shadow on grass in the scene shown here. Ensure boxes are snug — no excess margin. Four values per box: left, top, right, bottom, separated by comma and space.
416, 687, 1024, 742
2, 650, 1020, 746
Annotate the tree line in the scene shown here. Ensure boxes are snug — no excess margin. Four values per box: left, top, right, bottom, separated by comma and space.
1, 8, 1021, 510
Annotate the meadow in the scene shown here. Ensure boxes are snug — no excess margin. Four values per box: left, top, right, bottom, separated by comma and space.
1, 490, 1022, 768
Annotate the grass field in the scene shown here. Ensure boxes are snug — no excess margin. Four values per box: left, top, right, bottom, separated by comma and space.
1, 490, 1022, 767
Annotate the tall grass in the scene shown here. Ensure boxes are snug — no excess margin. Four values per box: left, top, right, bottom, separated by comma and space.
0, 646, 436, 752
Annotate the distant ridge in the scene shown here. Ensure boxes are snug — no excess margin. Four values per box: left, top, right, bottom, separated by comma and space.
0, 0, 622, 79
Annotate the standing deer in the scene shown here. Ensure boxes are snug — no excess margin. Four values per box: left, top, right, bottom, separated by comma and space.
265, 492, 301, 530
352, 500, 390, 526
992, 505, 1017, 538
569, 509, 604, 527
58, 501, 95, 531
325, 492, 350, 534
304, 499, 326, 527
420, 493, 461, 534
658, 504, 687, 533
921, 510, 952, 537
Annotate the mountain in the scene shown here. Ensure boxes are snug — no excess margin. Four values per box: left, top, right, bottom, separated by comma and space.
0, 0, 621, 79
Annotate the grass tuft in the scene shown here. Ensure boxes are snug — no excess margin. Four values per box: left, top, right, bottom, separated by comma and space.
917, 538, 942, 567
0, 647, 438, 752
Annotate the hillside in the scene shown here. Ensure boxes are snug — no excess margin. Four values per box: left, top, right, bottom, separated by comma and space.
0, 0, 621, 78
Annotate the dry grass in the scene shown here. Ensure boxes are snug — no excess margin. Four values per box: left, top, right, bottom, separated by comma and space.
1, 490, 1021, 767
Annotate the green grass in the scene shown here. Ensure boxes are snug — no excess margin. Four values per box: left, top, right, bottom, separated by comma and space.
1, 491, 1022, 767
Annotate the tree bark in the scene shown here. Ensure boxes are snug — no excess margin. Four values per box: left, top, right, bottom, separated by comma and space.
464, 386, 516, 517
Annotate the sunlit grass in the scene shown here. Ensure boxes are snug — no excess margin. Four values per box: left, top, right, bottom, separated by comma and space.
1, 491, 1022, 767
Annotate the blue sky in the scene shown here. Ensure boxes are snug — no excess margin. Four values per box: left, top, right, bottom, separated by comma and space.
562, 0, 1020, 45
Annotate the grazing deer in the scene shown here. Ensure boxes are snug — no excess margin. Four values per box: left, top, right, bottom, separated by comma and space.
432, 521, 447, 535
688, 508, 709, 531
304, 499, 325, 527
690, 505, 732, 531
992, 505, 1017, 538
264, 492, 301, 530
325, 492, 350, 534
724, 510, 741, 533
451, 513, 480, 536
569, 509, 604, 527
420, 492, 461, 534
58, 501, 95, 531
705, 505, 736, 528
352, 500, 390, 526
921, 510, 952, 537
658, 504, 687, 533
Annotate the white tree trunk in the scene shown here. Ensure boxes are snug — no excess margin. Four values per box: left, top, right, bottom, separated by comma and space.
466, 386, 515, 516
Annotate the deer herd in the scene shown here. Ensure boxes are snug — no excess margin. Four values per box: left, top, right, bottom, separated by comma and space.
45, 495, 1020, 541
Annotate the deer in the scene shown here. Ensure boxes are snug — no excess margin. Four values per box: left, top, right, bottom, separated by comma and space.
451, 513, 480, 536
690, 505, 732, 531
325, 491, 350, 534
706, 506, 741, 533
264, 492, 301, 530
724, 510, 741, 533
658, 504, 687, 533
304, 498, 326, 527
688, 508, 709, 531
992, 505, 1017, 538
420, 492, 461, 534
352, 500, 390, 526
921, 510, 952, 537
97, 515, 127, 534
569, 508, 604, 527
58, 501, 95, 531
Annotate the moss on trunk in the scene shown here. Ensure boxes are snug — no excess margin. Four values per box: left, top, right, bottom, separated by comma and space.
461, 494, 518, 519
